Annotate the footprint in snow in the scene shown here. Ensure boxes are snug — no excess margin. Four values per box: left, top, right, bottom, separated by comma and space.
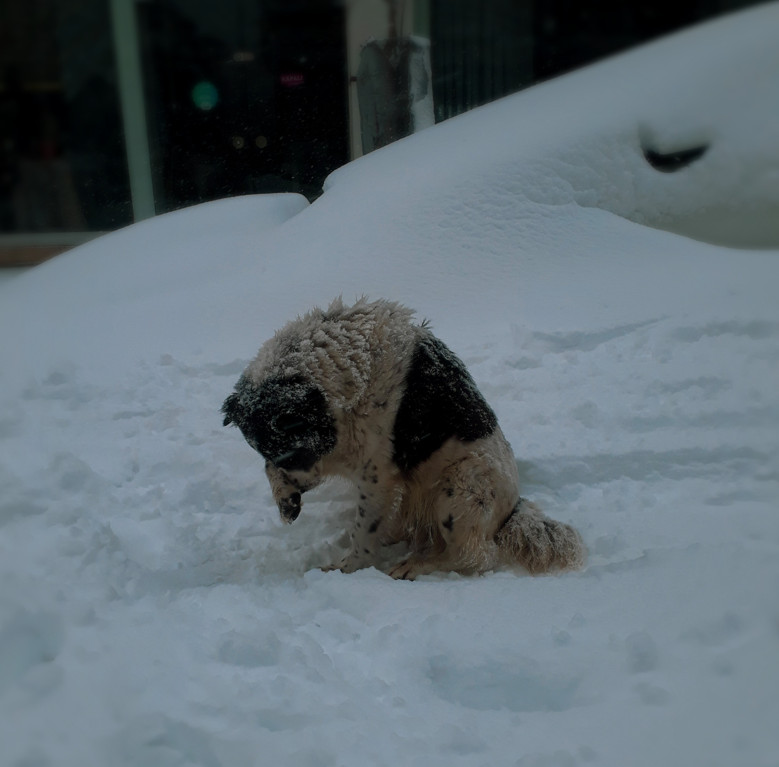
427, 655, 582, 713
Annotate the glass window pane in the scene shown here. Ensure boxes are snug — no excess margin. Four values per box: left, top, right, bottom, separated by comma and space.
0, 0, 133, 233
137, 0, 350, 212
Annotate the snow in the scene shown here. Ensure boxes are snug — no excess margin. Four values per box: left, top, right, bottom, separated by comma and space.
1, 4, 779, 766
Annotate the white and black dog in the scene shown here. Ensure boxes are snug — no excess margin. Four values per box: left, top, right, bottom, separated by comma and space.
222, 297, 585, 579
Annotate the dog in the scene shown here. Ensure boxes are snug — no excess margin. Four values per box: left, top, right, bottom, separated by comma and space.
222, 297, 585, 579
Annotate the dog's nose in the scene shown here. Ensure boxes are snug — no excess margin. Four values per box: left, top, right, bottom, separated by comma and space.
278, 492, 302, 523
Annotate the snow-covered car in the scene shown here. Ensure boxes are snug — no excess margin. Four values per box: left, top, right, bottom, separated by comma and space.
0, 4, 777, 766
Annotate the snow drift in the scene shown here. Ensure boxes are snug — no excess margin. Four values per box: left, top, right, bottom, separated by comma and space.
0, 4, 778, 766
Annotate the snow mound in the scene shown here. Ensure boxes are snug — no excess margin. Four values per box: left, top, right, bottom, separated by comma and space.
0, 4, 778, 766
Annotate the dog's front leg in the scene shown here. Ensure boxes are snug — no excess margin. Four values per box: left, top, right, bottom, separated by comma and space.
265, 462, 321, 523
332, 473, 402, 573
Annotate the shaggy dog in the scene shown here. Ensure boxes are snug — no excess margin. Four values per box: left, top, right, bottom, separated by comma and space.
222, 298, 585, 579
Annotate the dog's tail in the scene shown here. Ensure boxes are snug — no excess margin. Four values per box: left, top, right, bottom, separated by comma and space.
495, 498, 586, 574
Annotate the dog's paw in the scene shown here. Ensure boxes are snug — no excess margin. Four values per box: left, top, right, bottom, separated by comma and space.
388, 557, 435, 580
321, 555, 367, 574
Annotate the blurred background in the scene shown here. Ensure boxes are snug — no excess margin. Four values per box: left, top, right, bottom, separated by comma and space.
0, 0, 761, 267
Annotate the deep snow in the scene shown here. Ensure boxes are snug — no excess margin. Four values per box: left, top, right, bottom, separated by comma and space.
1, 4, 779, 766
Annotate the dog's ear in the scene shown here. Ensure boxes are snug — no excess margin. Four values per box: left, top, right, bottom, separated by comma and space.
221, 393, 241, 427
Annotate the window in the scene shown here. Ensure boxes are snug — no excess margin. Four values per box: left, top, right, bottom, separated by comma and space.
137, 0, 349, 211
0, 0, 132, 234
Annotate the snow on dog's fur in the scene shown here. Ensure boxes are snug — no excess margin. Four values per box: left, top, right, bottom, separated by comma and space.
222, 297, 585, 579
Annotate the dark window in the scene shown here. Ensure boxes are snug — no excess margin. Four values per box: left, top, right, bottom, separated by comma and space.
0, 0, 132, 233
431, 0, 534, 122
430, 0, 755, 123
137, 0, 349, 210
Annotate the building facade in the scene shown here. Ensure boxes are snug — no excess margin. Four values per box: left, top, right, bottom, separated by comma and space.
0, 0, 754, 265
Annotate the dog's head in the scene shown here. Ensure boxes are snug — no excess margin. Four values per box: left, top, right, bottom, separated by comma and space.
222, 373, 338, 522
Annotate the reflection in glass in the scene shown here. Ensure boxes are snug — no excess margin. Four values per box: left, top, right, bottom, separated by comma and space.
0, 0, 132, 233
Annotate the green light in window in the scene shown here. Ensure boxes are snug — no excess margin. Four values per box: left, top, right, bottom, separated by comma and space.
191, 81, 219, 111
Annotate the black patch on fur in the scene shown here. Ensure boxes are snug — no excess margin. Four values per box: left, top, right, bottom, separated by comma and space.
222, 374, 337, 472
368, 518, 382, 534
392, 334, 497, 473
442, 514, 454, 532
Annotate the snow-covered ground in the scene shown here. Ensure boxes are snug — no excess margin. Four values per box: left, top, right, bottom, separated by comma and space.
0, 269, 25, 284
1, 4, 779, 766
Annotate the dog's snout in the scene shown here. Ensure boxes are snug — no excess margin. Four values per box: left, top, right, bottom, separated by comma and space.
278, 492, 302, 523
